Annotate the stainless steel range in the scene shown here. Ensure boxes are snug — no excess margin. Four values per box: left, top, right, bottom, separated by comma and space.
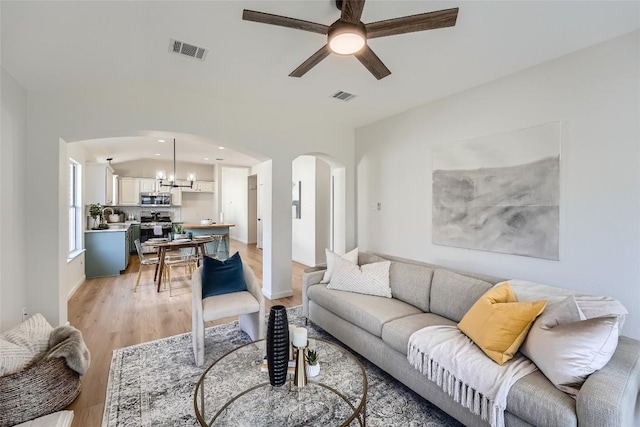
139, 211, 173, 249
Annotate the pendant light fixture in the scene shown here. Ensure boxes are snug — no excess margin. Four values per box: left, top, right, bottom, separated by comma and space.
157, 138, 195, 189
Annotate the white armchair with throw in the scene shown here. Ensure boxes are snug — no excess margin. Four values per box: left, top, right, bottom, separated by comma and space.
192, 252, 265, 366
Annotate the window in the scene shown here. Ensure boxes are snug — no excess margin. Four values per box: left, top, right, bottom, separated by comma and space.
69, 159, 82, 256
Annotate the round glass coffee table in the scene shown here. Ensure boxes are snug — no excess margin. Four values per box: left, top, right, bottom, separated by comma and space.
194, 337, 367, 426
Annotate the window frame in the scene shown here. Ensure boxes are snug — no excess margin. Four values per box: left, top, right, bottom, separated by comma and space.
68, 158, 83, 258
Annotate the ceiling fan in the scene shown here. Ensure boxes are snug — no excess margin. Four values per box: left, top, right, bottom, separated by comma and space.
242, 0, 458, 80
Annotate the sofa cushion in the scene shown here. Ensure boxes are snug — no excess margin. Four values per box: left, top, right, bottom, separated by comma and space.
357, 252, 387, 266
458, 282, 547, 365
307, 284, 422, 337
382, 313, 456, 355
389, 262, 433, 312
327, 258, 392, 298
520, 296, 619, 396
507, 370, 577, 427
430, 269, 493, 322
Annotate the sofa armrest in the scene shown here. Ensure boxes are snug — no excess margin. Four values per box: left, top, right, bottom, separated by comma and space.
576, 336, 640, 427
302, 269, 326, 318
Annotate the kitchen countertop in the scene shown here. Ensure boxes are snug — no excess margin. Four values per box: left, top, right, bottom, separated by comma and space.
182, 223, 235, 229
85, 221, 139, 233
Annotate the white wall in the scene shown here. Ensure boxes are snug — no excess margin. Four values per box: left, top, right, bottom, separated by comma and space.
112, 159, 215, 181
315, 159, 331, 265
64, 142, 93, 300
23, 81, 355, 315
356, 31, 640, 339
221, 166, 250, 243
291, 156, 331, 266
292, 156, 317, 266
0, 68, 28, 331
247, 175, 257, 244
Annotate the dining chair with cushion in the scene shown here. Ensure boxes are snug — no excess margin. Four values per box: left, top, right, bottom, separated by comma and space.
192, 252, 265, 366
134, 239, 161, 292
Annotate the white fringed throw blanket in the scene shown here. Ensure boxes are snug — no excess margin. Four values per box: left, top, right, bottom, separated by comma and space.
408, 325, 537, 427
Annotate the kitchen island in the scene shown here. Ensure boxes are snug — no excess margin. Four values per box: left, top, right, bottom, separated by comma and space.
85, 222, 139, 278
182, 224, 234, 260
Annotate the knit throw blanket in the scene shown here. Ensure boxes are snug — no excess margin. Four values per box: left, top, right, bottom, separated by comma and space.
407, 325, 537, 427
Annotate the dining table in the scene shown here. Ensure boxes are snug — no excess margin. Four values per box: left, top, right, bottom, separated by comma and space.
144, 236, 216, 292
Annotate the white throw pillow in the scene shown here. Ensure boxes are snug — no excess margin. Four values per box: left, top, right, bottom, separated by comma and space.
504, 279, 628, 330
327, 257, 392, 298
520, 296, 619, 396
321, 247, 358, 284
0, 313, 53, 356
0, 338, 33, 376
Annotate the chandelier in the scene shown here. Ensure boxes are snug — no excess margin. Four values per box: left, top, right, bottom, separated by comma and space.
156, 138, 195, 189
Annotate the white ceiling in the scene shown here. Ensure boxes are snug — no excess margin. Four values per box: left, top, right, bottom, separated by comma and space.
2, 1, 639, 165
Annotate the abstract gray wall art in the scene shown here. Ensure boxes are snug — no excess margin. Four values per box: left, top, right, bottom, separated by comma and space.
432, 122, 561, 260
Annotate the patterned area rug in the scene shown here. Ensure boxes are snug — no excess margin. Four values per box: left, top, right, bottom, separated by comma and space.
102, 306, 462, 426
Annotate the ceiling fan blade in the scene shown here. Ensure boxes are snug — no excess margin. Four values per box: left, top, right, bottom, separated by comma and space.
341, 0, 366, 24
242, 10, 329, 35
354, 46, 391, 80
289, 45, 332, 78
366, 7, 458, 39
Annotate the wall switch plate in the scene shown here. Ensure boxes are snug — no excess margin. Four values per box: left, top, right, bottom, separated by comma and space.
377, 202, 382, 211
22, 307, 28, 322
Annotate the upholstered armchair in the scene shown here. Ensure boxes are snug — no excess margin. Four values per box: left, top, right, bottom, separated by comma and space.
191, 263, 265, 366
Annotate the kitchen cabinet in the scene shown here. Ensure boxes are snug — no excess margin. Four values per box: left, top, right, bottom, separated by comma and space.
119, 177, 140, 205
85, 163, 115, 205
129, 224, 140, 254
171, 186, 182, 206
182, 180, 215, 193
139, 178, 157, 193
85, 228, 129, 277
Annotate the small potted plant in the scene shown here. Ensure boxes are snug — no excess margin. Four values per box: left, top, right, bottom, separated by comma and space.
172, 223, 187, 239
89, 203, 103, 229
305, 349, 320, 377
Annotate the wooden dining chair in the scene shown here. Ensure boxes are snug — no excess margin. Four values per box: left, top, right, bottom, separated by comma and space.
134, 239, 161, 292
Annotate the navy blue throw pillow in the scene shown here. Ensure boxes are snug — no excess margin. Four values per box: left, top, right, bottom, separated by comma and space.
201, 252, 247, 298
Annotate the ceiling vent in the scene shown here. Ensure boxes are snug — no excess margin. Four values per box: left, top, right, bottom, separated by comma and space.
331, 91, 356, 102
169, 38, 209, 61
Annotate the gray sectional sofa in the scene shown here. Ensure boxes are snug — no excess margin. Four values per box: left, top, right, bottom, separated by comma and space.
302, 252, 640, 427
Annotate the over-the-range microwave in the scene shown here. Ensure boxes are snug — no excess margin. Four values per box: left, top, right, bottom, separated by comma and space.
140, 192, 171, 206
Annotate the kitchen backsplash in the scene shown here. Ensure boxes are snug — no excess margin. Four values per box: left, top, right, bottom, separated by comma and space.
85, 206, 182, 223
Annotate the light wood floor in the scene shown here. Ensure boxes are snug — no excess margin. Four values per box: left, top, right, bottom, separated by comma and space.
66, 241, 306, 427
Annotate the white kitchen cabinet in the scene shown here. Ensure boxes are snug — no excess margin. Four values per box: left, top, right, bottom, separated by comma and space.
182, 180, 215, 193
139, 178, 157, 193
118, 177, 140, 205
85, 163, 115, 205
196, 181, 215, 193
171, 186, 182, 206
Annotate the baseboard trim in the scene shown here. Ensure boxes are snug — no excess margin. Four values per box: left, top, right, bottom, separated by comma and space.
67, 275, 86, 299
262, 288, 294, 300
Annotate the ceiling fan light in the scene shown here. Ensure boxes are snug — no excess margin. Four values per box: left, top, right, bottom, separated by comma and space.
330, 33, 365, 54
328, 22, 366, 55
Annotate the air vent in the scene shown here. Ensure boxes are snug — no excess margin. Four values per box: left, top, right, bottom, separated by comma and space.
169, 38, 209, 61
331, 91, 356, 102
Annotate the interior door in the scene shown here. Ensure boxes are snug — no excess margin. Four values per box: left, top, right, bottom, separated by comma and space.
257, 183, 263, 249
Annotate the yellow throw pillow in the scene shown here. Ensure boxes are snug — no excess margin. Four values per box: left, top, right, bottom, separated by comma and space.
458, 282, 546, 365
